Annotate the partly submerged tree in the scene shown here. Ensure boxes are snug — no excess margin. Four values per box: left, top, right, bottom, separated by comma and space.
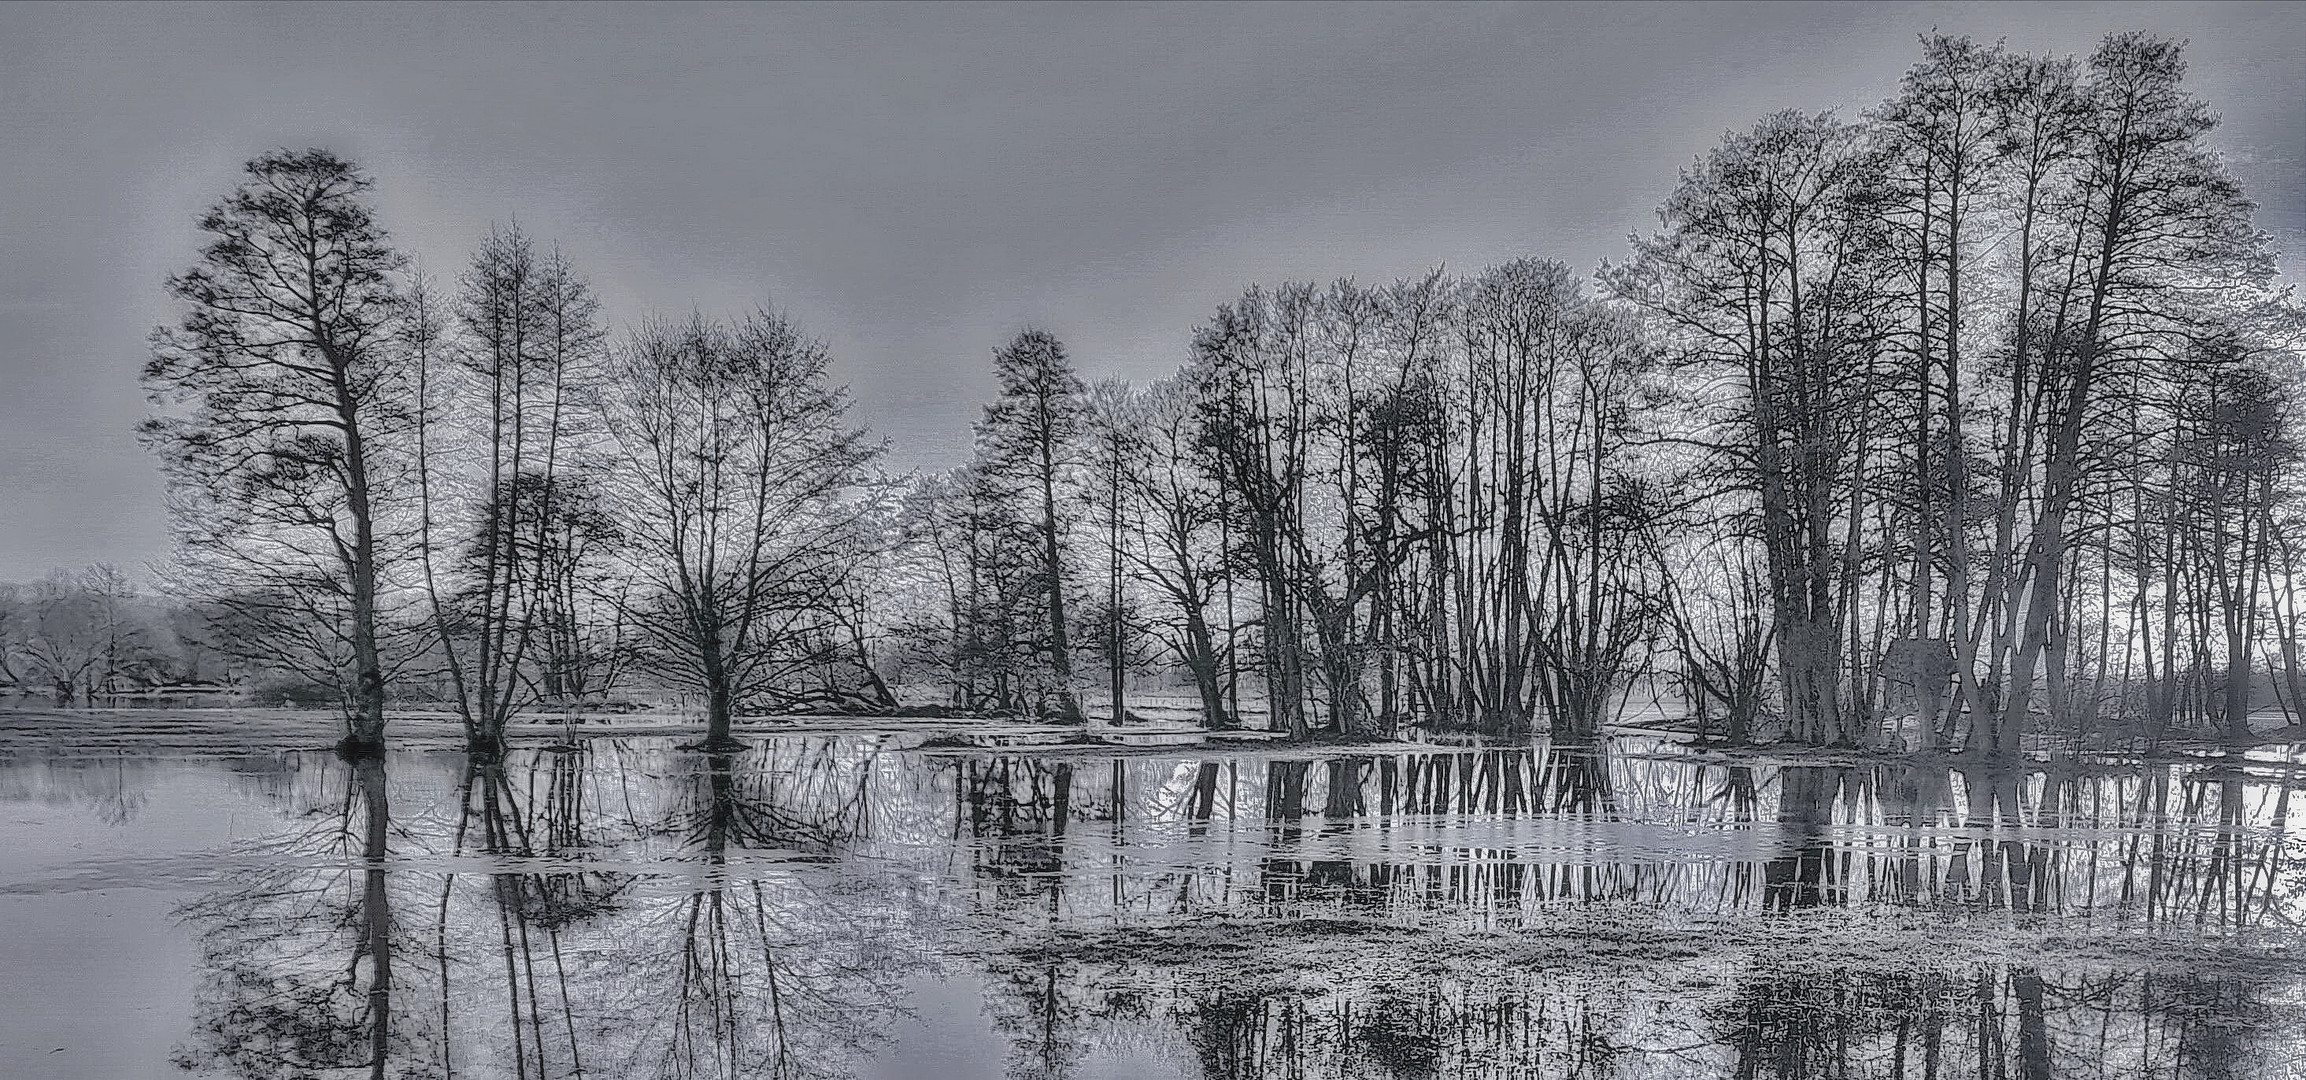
412, 223, 609, 754
143, 148, 411, 752
976, 329, 1090, 721
598, 310, 880, 749
1618, 111, 1904, 748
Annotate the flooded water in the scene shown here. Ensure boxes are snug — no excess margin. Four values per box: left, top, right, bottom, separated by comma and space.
2, 727, 2303, 1078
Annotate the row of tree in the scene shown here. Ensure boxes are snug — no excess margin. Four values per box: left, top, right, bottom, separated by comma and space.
133, 32, 2303, 755
142, 150, 886, 754
891, 32, 2305, 752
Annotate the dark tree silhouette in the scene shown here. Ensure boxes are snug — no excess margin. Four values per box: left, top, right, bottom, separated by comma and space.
143, 149, 410, 751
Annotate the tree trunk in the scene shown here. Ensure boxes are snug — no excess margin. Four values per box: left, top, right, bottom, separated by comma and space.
341, 362, 389, 755
1039, 428, 1081, 722
1181, 606, 1229, 729
705, 681, 735, 749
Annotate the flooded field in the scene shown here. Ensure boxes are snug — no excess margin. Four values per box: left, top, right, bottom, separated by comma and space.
2, 718, 2303, 1078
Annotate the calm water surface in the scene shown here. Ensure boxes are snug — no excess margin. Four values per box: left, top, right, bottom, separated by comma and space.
2, 729, 2302, 1079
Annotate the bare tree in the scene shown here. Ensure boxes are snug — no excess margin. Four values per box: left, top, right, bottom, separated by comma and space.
1111, 379, 1236, 728
1082, 380, 1142, 725
1618, 112, 1901, 748
1454, 262, 1664, 738
1990, 34, 2272, 752
1192, 288, 1320, 738
143, 149, 411, 751
976, 329, 1090, 722
598, 311, 880, 748
14, 566, 168, 703
411, 224, 610, 753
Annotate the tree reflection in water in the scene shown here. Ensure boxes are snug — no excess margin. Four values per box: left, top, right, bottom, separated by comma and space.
1117, 962, 2295, 1080
941, 740, 2305, 1078
169, 738, 929, 1080
617, 745, 921, 1080
436, 748, 631, 1079
148, 735, 2303, 1077
173, 753, 423, 1078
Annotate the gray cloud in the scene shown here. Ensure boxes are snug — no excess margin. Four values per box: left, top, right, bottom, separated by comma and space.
2, 0, 2300, 579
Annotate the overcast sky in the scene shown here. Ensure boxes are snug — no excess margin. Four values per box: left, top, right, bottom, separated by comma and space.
1, 1, 2300, 581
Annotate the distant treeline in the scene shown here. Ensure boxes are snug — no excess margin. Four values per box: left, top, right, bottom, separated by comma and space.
122, 32, 2302, 755
0, 566, 228, 701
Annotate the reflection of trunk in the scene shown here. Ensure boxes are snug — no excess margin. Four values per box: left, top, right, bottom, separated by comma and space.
1188, 762, 1220, 834
1550, 749, 1614, 816
707, 749, 737, 855
1766, 767, 1839, 910
1920, 974, 1946, 1080
544, 745, 587, 851
1186, 994, 1253, 1078
1267, 760, 1311, 844
673, 749, 796, 1078
2014, 969, 2053, 1080
1038, 762, 1074, 919
2208, 774, 2247, 927
353, 755, 392, 1080
1049, 762, 1073, 837
1723, 764, 1758, 824
465, 759, 577, 1080
1323, 758, 1366, 820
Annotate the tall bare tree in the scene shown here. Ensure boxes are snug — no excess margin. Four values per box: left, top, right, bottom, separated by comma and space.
1112, 379, 1235, 728
413, 224, 608, 753
143, 149, 410, 752
1617, 112, 1900, 747
599, 311, 880, 748
976, 329, 1089, 722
